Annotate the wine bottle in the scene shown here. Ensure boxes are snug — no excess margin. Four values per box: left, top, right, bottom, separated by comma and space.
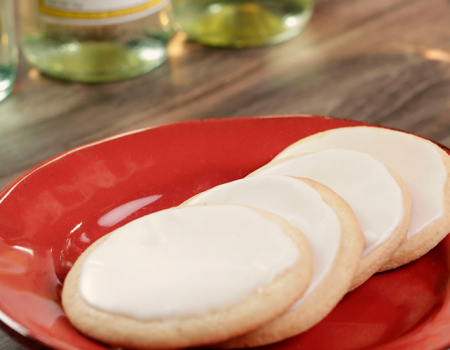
20, 0, 173, 83
173, 0, 314, 48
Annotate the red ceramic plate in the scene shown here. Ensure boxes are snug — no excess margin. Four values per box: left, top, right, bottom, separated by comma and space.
1, 115, 450, 350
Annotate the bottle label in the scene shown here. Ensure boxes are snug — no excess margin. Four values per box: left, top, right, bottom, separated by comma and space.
38, 0, 170, 25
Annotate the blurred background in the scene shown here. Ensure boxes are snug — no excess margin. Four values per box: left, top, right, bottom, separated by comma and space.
2, 0, 450, 191
1, 0, 450, 348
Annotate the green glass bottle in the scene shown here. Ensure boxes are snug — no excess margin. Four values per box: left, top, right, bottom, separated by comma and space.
0, 0, 18, 101
20, 0, 173, 83
173, 0, 314, 48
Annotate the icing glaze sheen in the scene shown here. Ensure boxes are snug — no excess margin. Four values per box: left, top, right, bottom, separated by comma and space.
257, 150, 403, 257
274, 127, 447, 238
187, 175, 341, 308
79, 205, 300, 320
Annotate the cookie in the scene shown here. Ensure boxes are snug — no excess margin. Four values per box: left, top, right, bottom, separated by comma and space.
183, 175, 363, 347
62, 204, 313, 350
252, 149, 411, 288
272, 126, 450, 270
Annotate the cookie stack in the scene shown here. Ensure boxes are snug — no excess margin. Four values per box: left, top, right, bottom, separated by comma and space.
62, 126, 450, 349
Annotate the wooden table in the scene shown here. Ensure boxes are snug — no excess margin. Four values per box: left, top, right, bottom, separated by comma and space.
1, 0, 450, 348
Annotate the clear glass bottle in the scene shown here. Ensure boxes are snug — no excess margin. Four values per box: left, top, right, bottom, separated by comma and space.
0, 0, 18, 101
173, 0, 314, 48
19, 1, 173, 83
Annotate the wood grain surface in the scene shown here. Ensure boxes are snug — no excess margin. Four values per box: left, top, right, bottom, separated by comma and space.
1, 0, 450, 348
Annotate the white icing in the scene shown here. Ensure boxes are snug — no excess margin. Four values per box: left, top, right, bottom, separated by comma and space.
79, 205, 300, 320
187, 176, 341, 308
257, 150, 404, 257
274, 127, 447, 238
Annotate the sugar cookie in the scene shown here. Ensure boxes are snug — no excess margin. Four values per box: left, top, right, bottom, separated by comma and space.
252, 149, 411, 288
183, 176, 363, 347
273, 126, 449, 270
62, 204, 313, 350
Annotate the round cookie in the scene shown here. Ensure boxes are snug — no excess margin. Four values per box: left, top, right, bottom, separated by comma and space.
251, 149, 411, 289
272, 126, 450, 270
183, 176, 364, 347
62, 204, 313, 350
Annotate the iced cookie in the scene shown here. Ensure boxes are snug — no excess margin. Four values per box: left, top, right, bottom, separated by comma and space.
252, 149, 411, 288
62, 204, 313, 350
183, 176, 363, 347
272, 126, 450, 270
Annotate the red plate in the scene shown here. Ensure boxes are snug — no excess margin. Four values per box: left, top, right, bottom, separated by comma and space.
0, 115, 450, 350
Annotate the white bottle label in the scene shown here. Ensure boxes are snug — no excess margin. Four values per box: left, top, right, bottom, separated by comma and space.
39, 0, 170, 25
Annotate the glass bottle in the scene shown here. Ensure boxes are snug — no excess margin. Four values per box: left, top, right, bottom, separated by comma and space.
0, 0, 18, 101
19, 1, 173, 83
173, 0, 314, 48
